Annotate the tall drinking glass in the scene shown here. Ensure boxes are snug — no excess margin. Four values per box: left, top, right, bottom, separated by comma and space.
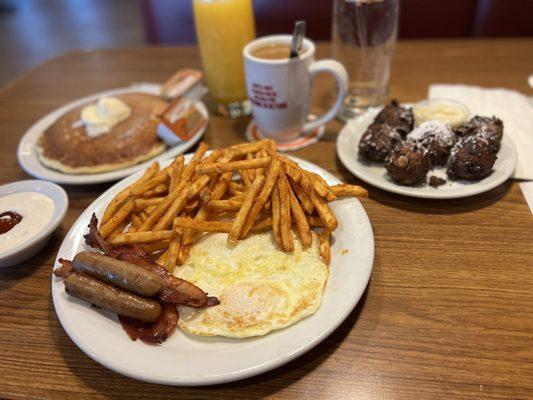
193, 0, 255, 118
332, 0, 398, 121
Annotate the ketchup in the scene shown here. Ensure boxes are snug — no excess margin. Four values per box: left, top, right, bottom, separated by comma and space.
0, 211, 23, 234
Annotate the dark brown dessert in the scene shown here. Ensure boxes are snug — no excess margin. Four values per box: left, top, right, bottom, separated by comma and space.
447, 136, 496, 180
454, 115, 503, 154
428, 176, 446, 188
407, 120, 456, 166
385, 142, 430, 185
358, 123, 403, 162
374, 99, 414, 137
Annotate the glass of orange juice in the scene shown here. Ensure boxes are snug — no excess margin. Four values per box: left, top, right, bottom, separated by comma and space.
193, 0, 255, 118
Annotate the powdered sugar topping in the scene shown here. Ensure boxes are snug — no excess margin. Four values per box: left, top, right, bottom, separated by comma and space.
407, 120, 455, 145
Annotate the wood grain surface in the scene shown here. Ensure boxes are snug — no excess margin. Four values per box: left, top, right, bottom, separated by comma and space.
0, 40, 532, 399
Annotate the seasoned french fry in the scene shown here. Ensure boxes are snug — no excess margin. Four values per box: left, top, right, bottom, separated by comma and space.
100, 200, 135, 239
184, 199, 199, 213
131, 213, 143, 230
144, 145, 211, 232
255, 149, 267, 177
225, 140, 268, 156
309, 172, 336, 201
307, 215, 325, 227
187, 175, 211, 199
101, 162, 158, 224
246, 153, 256, 181
109, 229, 176, 244
141, 239, 170, 254
228, 174, 265, 243
207, 199, 243, 212
240, 158, 280, 238
164, 237, 182, 271
134, 197, 165, 211
309, 189, 338, 230
282, 162, 304, 184
169, 155, 184, 192
182, 142, 210, 182
141, 184, 168, 198
287, 177, 312, 248
228, 186, 244, 197
199, 186, 211, 203
196, 157, 270, 175
319, 228, 331, 265
289, 178, 314, 214
329, 184, 369, 198
277, 173, 294, 251
182, 169, 233, 246
145, 205, 157, 215
229, 182, 247, 193
154, 187, 189, 230
251, 216, 272, 232
174, 217, 232, 233
130, 173, 169, 196
108, 219, 128, 242
156, 249, 169, 265
138, 188, 182, 231
177, 244, 190, 265
271, 185, 283, 248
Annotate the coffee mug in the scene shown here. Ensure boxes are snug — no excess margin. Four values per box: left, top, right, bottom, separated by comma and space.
243, 35, 348, 142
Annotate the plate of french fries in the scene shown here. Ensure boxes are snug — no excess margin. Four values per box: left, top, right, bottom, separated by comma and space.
51, 140, 374, 385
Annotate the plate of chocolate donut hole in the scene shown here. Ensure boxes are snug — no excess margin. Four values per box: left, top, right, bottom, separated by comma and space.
336, 99, 517, 199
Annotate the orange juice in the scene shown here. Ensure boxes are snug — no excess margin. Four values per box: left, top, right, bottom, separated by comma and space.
193, 0, 255, 106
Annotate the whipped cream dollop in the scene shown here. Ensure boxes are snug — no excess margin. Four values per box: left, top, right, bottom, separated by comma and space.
79, 96, 132, 138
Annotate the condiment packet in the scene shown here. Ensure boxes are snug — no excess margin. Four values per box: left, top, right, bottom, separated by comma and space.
157, 83, 208, 145
160, 69, 203, 100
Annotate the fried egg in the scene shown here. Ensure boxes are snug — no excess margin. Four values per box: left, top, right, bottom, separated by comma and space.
173, 231, 329, 338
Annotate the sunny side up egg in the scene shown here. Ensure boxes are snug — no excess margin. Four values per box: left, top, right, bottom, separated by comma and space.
173, 231, 329, 338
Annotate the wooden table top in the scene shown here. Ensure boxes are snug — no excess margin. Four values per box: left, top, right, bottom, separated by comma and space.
0, 39, 532, 399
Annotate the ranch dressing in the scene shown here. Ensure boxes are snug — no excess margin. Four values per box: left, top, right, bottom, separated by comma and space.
0, 192, 54, 254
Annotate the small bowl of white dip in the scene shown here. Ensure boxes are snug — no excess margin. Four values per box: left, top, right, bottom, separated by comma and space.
0, 180, 68, 267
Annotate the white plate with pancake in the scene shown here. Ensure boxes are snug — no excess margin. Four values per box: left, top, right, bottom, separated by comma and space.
51, 155, 374, 386
18, 83, 207, 185
337, 107, 517, 199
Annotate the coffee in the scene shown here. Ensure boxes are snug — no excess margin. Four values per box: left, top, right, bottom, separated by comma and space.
251, 44, 295, 60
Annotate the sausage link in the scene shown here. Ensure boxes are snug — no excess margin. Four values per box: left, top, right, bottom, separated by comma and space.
73, 252, 162, 297
64, 273, 162, 323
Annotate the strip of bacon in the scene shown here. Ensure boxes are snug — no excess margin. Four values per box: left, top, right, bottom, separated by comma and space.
119, 302, 179, 344
53, 258, 74, 278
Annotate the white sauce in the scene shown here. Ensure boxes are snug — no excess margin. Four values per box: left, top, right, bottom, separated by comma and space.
414, 100, 469, 128
0, 192, 55, 254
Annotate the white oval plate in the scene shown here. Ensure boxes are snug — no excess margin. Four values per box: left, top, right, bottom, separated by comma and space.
336, 107, 517, 199
17, 83, 208, 185
51, 155, 374, 386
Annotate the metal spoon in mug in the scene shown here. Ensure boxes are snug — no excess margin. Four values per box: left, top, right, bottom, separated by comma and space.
290, 20, 306, 58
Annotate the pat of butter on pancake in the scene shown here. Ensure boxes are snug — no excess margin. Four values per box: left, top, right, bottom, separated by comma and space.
174, 231, 329, 338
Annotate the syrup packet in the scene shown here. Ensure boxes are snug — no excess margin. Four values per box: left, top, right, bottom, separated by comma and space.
158, 69, 208, 145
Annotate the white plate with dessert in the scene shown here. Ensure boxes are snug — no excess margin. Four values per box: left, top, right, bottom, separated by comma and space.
51, 143, 374, 386
336, 99, 517, 199
18, 78, 208, 185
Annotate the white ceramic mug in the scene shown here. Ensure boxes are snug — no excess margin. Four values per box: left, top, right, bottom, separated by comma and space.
243, 35, 348, 142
